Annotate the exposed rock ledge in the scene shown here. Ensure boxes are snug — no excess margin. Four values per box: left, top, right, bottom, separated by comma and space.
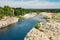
0, 17, 19, 28
25, 21, 60, 40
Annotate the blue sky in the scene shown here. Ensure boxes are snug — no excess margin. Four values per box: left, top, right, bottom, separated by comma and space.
0, 0, 60, 9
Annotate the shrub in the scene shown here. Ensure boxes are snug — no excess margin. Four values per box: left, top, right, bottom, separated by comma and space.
34, 23, 40, 29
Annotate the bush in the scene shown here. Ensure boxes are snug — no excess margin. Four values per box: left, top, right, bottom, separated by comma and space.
34, 23, 40, 29
0, 14, 5, 20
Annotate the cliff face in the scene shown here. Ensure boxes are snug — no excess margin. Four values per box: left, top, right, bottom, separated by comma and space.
0, 17, 18, 28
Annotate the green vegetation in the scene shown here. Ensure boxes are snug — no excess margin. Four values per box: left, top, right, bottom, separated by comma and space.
4, 6, 14, 16
14, 8, 33, 16
16, 15, 22, 19
34, 23, 40, 29
26, 36, 30, 39
0, 7, 5, 19
0, 6, 14, 19
0, 6, 60, 20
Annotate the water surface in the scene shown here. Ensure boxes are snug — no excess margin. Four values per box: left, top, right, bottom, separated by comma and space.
0, 17, 40, 40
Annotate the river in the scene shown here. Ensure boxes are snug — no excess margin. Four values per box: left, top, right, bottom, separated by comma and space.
0, 15, 44, 40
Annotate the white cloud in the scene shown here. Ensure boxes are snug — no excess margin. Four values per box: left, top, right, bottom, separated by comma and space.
22, 2, 60, 9
0, 0, 60, 9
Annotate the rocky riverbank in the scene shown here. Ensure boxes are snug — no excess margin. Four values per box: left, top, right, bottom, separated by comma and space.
24, 12, 60, 40
0, 17, 19, 28
25, 21, 60, 40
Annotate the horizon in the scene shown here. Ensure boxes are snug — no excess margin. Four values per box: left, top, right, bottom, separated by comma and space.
0, 0, 60, 9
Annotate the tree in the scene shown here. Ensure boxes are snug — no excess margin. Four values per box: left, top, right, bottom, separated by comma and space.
0, 7, 5, 19
4, 6, 13, 16
0, 7, 4, 14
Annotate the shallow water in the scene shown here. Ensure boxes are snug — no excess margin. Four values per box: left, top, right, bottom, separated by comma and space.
0, 17, 40, 40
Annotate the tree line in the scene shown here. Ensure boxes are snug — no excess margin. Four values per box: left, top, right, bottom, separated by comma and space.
0, 6, 60, 19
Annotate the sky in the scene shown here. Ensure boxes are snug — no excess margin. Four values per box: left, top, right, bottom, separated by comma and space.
0, 0, 60, 9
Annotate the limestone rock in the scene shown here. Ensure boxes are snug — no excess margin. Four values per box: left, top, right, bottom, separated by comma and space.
0, 17, 18, 28
39, 22, 60, 40
25, 28, 49, 40
25, 21, 60, 40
